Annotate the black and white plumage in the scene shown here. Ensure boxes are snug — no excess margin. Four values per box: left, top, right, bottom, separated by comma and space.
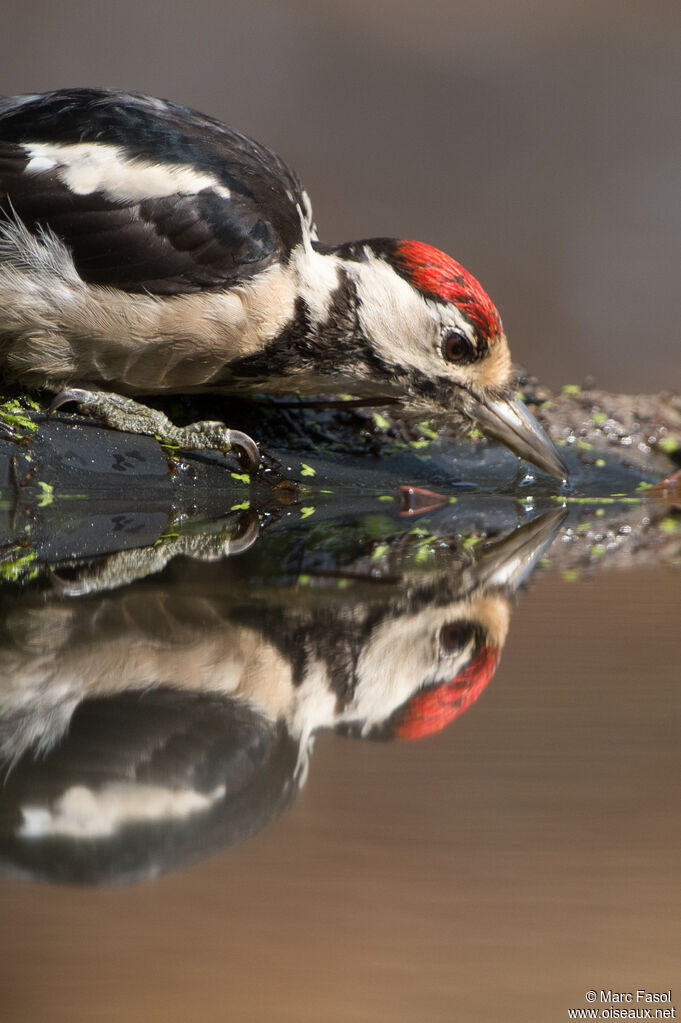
0, 88, 565, 477
0, 88, 311, 293
0, 509, 561, 883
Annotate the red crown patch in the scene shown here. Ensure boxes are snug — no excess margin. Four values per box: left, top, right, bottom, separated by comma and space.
395, 240, 501, 341
395, 643, 501, 741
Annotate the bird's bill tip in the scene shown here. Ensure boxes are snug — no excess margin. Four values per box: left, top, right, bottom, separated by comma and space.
471, 507, 567, 592
470, 391, 568, 480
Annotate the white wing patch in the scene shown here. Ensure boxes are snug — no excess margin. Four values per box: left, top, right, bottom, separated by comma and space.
22, 141, 232, 202
19, 782, 226, 839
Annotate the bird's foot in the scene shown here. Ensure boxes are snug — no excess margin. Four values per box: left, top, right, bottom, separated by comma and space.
49, 388, 260, 470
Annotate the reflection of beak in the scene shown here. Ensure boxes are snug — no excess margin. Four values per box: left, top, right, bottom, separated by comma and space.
469, 391, 568, 480
470, 508, 566, 593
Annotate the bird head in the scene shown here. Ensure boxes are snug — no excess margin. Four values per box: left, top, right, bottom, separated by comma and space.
330, 593, 508, 743
330, 506, 563, 743
340, 238, 567, 479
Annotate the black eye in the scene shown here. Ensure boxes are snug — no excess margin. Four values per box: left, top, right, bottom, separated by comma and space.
442, 329, 475, 364
440, 623, 477, 653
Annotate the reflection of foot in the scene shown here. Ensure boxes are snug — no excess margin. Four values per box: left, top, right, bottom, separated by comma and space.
52, 510, 261, 597
50, 388, 260, 470
649, 467, 681, 507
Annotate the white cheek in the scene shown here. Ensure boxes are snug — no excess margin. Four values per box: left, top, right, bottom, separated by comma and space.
351, 255, 482, 386
23, 141, 232, 202
342, 594, 511, 734
345, 604, 476, 734
353, 255, 440, 375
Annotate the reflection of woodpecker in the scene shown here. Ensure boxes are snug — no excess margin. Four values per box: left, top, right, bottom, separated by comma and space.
0, 89, 565, 478
0, 510, 561, 882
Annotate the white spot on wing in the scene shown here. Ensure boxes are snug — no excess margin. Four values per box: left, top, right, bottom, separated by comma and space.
19, 781, 226, 839
24, 154, 57, 174
22, 142, 232, 202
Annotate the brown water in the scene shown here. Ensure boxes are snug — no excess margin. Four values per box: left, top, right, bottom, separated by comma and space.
1, 564, 679, 1022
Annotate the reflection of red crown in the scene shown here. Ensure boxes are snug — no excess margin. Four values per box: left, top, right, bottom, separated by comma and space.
395, 644, 501, 741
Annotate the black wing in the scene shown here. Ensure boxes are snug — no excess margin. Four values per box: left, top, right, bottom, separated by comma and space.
0, 88, 311, 294
0, 688, 299, 884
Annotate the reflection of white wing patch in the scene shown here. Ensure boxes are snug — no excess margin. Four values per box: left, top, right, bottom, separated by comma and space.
23, 141, 231, 202
19, 782, 226, 839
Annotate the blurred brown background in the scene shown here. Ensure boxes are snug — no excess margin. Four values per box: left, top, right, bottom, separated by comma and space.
1, 0, 679, 392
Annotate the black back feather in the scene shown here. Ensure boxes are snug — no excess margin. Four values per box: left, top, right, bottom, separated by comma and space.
0, 88, 310, 293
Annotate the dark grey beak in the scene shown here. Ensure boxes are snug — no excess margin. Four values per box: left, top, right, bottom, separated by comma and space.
469, 391, 568, 480
468, 508, 567, 593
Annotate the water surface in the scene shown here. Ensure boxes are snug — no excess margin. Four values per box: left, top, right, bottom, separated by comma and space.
0, 465, 678, 1021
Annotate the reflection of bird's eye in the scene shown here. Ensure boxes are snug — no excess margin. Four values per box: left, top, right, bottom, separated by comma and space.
440, 623, 476, 653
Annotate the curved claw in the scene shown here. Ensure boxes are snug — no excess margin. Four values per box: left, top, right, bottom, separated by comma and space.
50, 567, 96, 598
223, 511, 261, 555
48, 390, 261, 471
228, 429, 260, 471
48, 388, 93, 415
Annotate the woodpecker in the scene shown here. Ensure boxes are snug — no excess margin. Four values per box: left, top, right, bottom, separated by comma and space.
0, 509, 560, 882
0, 88, 566, 478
